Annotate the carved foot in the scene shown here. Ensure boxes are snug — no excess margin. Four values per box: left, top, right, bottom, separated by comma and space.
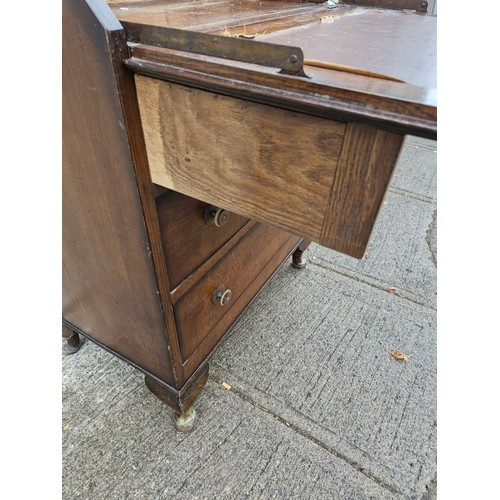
62, 324, 81, 355
145, 364, 209, 432
292, 239, 312, 269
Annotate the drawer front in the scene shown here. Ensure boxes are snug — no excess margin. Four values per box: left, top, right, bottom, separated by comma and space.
156, 190, 250, 289
174, 222, 300, 363
137, 76, 404, 259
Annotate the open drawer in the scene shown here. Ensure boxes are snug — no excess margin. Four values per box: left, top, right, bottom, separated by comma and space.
137, 77, 404, 258
119, 4, 436, 259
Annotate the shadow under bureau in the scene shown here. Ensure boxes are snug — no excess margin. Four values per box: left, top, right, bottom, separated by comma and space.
62, 0, 436, 431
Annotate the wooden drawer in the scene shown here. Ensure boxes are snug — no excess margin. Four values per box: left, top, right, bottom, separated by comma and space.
174, 222, 300, 363
156, 190, 250, 289
136, 77, 404, 259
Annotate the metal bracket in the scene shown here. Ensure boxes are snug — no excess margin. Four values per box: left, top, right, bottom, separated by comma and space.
122, 21, 308, 77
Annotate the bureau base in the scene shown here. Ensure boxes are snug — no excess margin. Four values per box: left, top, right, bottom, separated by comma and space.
145, 365, 210, 432
63, 247, 308, 431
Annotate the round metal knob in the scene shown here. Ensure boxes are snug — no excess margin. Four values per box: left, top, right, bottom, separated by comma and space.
212, 284, 232, 306
204, 206, 230, 227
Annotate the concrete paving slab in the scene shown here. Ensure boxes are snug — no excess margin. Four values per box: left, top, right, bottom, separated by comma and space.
213, 263, 436, 499
310, 191, 437, 309
63, 342, 400, 499
404, 136, 437, 150
63, 136, 437, 499
390, 139, 437, 202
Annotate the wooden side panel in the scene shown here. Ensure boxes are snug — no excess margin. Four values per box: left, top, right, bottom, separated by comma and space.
320, 124, 404, 258
136, 76, 346, 243
62, 0, 174, 384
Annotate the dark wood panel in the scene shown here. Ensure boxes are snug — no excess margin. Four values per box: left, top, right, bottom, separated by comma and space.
337, 0, 428, 13
145, 364, 210, 415
179, 227, 301, 379
174, 223, 298, 361
170, 221, 258, 304
62, 0, 175, 384
156, 191, 250, 289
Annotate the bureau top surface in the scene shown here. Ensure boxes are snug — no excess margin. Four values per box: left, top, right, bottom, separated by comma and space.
108, 0, 436, 97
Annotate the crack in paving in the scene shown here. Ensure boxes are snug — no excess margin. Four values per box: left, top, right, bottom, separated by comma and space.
306, 258, 436, 311
404, 141, 437, 152
425, 210, 437, 267
211, 375, 404, 497
420, 473, 437, 500
388, 186, 435, 204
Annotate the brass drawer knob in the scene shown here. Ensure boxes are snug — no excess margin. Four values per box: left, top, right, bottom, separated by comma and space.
212, 284, 232, 306
204, 205, 230, 227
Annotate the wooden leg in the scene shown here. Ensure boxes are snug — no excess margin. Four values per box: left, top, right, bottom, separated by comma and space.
292, 239, 312, 269
62, 324, 81, 354
144, 363, 209, 432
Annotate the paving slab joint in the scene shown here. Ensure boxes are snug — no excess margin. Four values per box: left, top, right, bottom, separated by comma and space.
211, 373, 404, 497
306, 256, 435, 310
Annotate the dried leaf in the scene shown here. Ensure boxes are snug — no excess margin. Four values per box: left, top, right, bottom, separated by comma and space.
389, 350, 408, 362
221, 382, 232, 390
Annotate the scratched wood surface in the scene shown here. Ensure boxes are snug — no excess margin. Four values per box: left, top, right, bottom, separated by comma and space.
109, 0, 338, 35
320, 124, 404, 257
136, 76, 345, 239
262, 9, 437, 89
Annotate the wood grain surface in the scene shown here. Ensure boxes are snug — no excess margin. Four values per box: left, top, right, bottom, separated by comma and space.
176, 223, 300, 374
156, 191, 250, 289
263, 9, 436, 90
136, 76, 404, 258
320, 124, 404, 258
136, 76, 346, 244
109, 0, 333, 34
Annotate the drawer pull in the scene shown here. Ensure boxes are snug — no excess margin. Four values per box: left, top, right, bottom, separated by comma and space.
204, 205, 230, 227
212, 284, 232, 306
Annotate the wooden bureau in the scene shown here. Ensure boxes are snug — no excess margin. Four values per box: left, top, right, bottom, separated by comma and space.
62, 0, 436, 431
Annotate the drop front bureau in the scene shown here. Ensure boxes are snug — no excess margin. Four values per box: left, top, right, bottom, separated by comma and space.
62, 0, 436, 431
